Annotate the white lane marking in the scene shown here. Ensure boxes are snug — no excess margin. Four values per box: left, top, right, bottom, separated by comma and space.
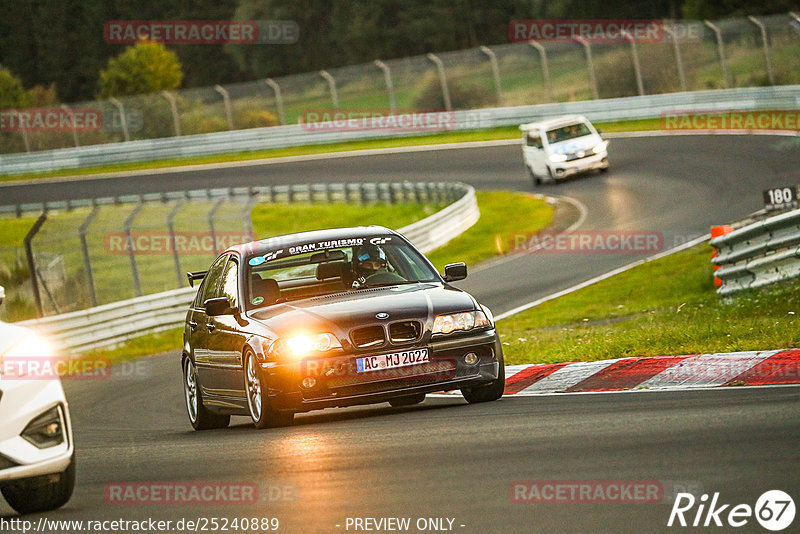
494, 233, 710, 321
637, 350, 780, 389
514, 358, 618, 394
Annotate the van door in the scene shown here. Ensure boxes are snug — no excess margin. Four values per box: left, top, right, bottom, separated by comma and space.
523, 130, 548, 176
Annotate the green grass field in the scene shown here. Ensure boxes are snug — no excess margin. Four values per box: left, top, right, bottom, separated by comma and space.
500, 243, 800, 365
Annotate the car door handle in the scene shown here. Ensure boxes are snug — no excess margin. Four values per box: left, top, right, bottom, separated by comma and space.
206, 323, 216, 332
188, 321, 197, 331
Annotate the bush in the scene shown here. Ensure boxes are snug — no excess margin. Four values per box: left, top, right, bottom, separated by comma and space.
412, 73, 493, 110
235, 109, 280, 129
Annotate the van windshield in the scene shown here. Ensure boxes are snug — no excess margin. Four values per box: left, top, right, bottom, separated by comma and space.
546, 122, 592, 144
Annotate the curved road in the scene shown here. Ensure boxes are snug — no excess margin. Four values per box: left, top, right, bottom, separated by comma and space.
2, 134, 800, 532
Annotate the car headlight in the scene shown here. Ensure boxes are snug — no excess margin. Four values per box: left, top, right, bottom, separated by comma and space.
22, 405, 66, 449
270, 333, 341, 360
549, 153, 568, 163
1, 333, 54, 377
593, 140, 609, 153
432, 311, 490, 335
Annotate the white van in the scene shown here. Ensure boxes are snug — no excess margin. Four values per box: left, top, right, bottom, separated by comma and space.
520, 115, 609, 185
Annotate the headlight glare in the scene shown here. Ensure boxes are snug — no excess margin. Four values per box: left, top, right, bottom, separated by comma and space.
593, 140, 609, 153
433, 311, 490, 335
275, 333, 341, 359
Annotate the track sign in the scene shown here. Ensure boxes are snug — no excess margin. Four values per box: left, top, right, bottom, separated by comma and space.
763, 185, 798, 211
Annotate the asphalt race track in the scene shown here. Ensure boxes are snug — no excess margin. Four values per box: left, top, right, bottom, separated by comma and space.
2, 134, 800, 532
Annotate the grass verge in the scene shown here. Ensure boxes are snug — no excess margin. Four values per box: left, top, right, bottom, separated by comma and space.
2, 118, 662, 184
500, 243, 800, 366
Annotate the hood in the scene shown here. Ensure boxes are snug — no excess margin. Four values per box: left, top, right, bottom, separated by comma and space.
549, 134, 601, 155
248, 283, 477, 338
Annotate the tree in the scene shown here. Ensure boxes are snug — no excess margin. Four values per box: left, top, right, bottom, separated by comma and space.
0, 68, 31, 109
98, 40, 183, 98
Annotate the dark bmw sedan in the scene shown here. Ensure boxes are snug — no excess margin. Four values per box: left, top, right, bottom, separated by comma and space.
182, 226, 505, 430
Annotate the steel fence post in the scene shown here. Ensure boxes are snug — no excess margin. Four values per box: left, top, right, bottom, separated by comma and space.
24, 213, 47, 317
663, 24, 687, 92
374, 60, 397, 113
748, 16, 775, 85
479, 46, 503, 106
124, 202, 144, 297
79, 206, 100, 307
623, 30, 645, 96
109, 97, 130, 142
265, 78, 286, 125
426, 53, 452, 111
575, 37, 599, 100
527, 41, 554, 102
704, 21, 730, 89
214, 85, 235, 130
319, 70, 339, 109
161, 91, 182, 136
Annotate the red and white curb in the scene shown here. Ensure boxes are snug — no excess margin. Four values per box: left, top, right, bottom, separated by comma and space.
436, 349, 800, 397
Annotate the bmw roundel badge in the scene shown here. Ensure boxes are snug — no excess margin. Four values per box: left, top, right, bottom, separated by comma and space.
376, 312, 389, 319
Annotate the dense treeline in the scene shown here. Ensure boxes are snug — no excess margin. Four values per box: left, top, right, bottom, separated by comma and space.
0, 0, 798, 102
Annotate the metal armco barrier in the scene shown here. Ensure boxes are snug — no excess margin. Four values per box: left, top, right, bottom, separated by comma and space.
16, 183, 479, 352
711, 207, 800, 296
2, 85, 799, 176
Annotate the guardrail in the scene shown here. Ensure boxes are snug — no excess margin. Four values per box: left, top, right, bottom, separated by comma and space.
2, 85, 799, 176
16, 182, 479, 352
711, 207, 800, 296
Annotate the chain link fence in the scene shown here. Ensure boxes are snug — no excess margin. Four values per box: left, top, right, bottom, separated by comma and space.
3, 14, 799, 155
0, 182, 462, 321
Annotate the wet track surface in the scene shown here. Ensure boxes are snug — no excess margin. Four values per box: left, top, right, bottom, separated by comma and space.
2, 134, 800, 532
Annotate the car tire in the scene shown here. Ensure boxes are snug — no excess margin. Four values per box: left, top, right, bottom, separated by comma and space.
388, 393, 426, 407
244, 351, 294, 429
183, 357, 230, 431
1, 452, 75, 514
461, 342, 505, 404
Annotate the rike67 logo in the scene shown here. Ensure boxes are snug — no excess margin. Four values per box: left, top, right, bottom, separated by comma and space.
668, 490, 795, 531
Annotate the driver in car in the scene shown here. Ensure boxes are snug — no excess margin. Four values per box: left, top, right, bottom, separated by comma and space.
351, 244, 405, 288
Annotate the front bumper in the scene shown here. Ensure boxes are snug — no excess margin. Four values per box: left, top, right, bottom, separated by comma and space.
261, 329, 500, 412
550, 151, 608, 179
0, 379, 74, 483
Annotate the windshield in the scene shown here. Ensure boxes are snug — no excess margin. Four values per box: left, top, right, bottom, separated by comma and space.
245, 240, 439, 309
546, 122, 592, 144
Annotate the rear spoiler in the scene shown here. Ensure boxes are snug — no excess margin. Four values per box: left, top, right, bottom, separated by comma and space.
187, 271, 207, 287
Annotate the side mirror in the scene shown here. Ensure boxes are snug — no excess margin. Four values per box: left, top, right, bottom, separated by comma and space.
0, 285, 5, 307
443, 262, 468, 282
204, 297, 235, 316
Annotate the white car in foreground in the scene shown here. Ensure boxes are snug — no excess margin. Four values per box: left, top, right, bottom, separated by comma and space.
0, 285, 75, 514
520, 114, 609, 184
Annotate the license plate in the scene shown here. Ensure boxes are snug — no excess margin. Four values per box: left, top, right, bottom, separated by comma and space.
356, 348, 429, 373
